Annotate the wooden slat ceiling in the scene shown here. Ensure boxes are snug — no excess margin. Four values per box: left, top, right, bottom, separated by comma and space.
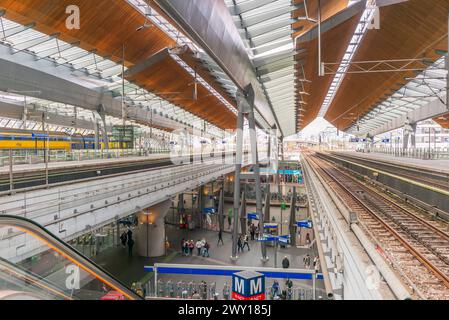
324, 0, 449, 131
293, 0, 349, 38
434, 115, 449, 130
125, 51, 237, 129
295, 3, 361, 129
0, 0, 237, 129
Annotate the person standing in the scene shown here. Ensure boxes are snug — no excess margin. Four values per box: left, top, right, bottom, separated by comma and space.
127, 237, 135, 257
227, 208, 233, 229
127, 228, 133, 242
196, 239, 203, 255
282, 256, 290, 269
203, 242, 210, 257
120, 231, 127, 248
313, 256, 320, 272
188, 240, 194, 256
217, 230, 224, 246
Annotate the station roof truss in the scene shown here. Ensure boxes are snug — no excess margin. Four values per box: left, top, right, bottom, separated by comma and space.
323, 0, 449, 133
0, 91, 174, 141
224, 0, 301, 137
0, 0, 241, 134
346, 57, 448, 135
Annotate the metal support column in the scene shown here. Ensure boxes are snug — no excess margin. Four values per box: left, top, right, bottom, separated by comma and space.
231, 94, 245, 260
94, 120, 100, 150
198, 186, 204, 228
447, 10, 449, 111
218, 179, 225, 232
289, 186, 297, 247
239, 190, 247, 236
264, 184, 271, 224
178, 193, 184, 213
231, 84, 264, 261
246, 89, 265, 262
97, 104, 110, 151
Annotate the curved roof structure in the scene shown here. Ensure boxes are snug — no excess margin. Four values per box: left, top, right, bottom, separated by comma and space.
0, 0, 447, 137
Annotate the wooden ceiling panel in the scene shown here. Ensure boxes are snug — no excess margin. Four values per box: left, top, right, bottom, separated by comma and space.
296, 9, 362, 130
292, 0, 349, 38
434, 114, 449, 129
125, 52, 237, 129
0, 0, 175, 64
324, 0, 449, 130
0, 0, 237, 129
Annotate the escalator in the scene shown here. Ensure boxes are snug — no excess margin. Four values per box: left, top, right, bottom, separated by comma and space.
0, 216, 142, 300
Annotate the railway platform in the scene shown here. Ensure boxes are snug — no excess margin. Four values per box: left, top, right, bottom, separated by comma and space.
332, 151, 449, 175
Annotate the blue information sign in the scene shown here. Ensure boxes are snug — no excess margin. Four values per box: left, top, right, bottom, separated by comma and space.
247, 213, 258, 220
32, 133, 49, 139
297, 220, 313, 229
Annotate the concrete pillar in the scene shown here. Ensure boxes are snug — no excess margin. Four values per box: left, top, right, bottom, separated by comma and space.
135, 199, 171, 258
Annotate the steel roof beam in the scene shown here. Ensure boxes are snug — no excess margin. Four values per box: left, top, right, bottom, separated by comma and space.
155, 0, 281, 134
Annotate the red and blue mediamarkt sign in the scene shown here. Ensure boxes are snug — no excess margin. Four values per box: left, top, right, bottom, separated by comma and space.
232, 270, 266, 300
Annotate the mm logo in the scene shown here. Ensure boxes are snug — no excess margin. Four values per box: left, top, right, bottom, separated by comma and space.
232, 270, 265, 300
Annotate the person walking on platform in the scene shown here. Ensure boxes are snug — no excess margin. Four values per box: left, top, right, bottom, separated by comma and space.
313, 256, 320, 273
243, 234, 250, 251
249, 225, 256, 241
282, 256, 290, 269
237, 235, 243, 253
303, 254, 311, 269
255, 225, 260, 240
127, 237, 135, 257
217, 230, 224, 246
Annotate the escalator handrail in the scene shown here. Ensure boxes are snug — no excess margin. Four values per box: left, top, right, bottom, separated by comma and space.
0, 215, 142, 300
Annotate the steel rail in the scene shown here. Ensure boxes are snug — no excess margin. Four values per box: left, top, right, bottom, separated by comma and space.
307, 154, 449, 289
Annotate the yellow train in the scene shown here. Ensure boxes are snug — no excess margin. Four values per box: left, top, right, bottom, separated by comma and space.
0, 132, 124, 150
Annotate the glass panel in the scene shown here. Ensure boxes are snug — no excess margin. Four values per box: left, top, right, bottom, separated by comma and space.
0, 216, 141, 300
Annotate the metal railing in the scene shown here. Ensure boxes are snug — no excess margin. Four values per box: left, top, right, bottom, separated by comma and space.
0, 148, 171, 167
364, 147, 449, 160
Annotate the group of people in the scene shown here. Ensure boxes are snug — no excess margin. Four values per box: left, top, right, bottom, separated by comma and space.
120, 228, 135, 256
248, 223, 259, 240
303, 254, 320, 272
237, 234, 250, 252
181, 238, 211, 258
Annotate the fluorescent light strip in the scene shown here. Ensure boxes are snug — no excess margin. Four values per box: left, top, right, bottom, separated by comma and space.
126, 0, 202, 53
170, 53, 238, 115
317, 1, 376, 117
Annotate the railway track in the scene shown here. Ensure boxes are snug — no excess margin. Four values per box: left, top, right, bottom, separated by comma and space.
306, 152, 449, 300
328, 152, 449, 190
